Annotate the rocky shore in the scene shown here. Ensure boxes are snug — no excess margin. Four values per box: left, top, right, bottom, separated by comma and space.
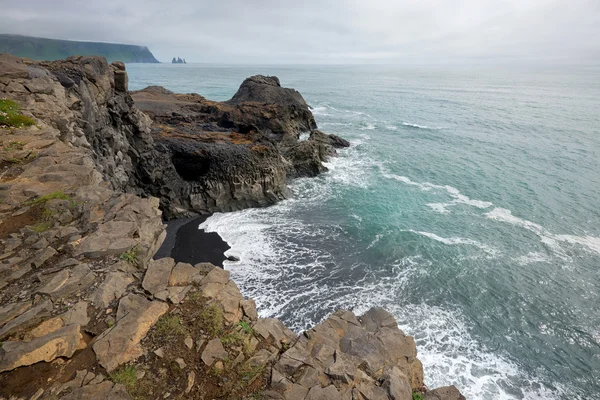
0, 53, 464, 399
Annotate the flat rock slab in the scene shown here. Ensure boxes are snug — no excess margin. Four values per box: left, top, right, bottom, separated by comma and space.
0, 301, 32, 328
0, 300, 52, 341
142, 257, 175, 295
38, 264, 96, 300
424, 386, 466, 400
91, 271, 135, 308
201, 338, 228, 366
93, 294, 168, 372
62, 381, 131, 400
0, 324, 85, 372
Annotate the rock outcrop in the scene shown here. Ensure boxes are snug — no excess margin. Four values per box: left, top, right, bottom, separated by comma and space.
0, 53, 463, 400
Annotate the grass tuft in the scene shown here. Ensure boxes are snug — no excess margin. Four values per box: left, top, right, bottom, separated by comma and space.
0, 99, 35, 128
25, 191, 73, 206
110, 365, 137, 392
412, 393, 424, 400
154, 315, 187, 341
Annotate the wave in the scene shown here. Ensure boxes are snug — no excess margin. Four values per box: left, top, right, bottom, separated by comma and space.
386, 173, 600, 259
402, 122, 443, 130
383, 173, 493, 210
485, 208, 600, 258
359, 122, 376, 130
408, 230, 498, 256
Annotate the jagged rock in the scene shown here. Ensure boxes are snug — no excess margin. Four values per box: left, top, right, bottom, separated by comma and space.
184, 336, 193, 350
201, 338, 228, 366
0, 324, 85, 372
91, 271, 135, 308
309, 130, 350, 149
283, 140, 329, 178
424, 386, 466, 400
241, 298, 258, 320
305, 385, 342, 400
0, 300, 52, 340
93, 294, 168, 371
142, 257, 175, 295
253, 318, 296, 349
38, 264, 96, 299
185, 371, 196, 394
31, 246, 57, 268
168, 262, 201, 286
28, 317, 64, 338
61, 301, 90, 327
0, 301, 32, 328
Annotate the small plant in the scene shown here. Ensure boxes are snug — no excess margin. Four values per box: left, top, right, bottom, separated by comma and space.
237, 320, 254, 334
119, 247, 140, 266
110, 365, 137, 392
412, 392, 424, 400
238, 363, 264, 384
198, 303, 224, 337
154, 315, 187, 341
3, 140, 25, 151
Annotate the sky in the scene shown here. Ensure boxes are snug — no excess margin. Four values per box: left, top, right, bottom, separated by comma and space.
2, 0, 599, 64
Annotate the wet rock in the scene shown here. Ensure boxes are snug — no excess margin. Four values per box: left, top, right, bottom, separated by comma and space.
226, 255, 240, 262
0, 324, 85, 372
93, 294, 168, 371
201, 338, 228, 366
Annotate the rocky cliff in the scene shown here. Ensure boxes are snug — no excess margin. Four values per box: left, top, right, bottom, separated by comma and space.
0, 53, 464, 400
0, 34, 160, 63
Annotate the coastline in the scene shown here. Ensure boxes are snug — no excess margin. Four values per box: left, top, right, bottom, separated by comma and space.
155, 215, 231, 267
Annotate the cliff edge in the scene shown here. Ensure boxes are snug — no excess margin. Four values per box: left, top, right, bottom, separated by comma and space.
0, 53, 464, 400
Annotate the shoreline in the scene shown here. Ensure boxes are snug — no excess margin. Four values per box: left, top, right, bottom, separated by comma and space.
155, 215, 231, 267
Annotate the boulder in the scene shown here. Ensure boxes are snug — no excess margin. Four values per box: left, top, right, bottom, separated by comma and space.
424, 386, 466, 400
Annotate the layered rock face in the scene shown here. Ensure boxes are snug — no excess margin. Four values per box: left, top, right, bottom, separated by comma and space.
0, 54, 464, 400
131, 75, 348, 217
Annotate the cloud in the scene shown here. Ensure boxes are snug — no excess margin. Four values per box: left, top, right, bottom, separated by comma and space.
1, 0, 599, 64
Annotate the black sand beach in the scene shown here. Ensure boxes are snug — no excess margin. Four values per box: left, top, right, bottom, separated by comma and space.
155, 216, 230, 267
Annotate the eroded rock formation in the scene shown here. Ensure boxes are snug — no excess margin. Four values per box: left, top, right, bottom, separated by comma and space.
0, 53, 464, 399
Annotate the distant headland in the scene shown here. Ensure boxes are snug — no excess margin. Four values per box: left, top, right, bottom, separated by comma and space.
0, 34, 160, 63
172, 57, 187, 64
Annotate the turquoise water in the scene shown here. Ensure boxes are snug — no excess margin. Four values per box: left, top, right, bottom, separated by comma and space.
127, 64, 600, 399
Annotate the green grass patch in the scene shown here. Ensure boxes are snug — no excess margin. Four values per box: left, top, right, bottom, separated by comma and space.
198, 303, 224, 337
110, 365, 137, 392
237, 320, 254, 334
154, 315, 187, 341
25, 191, 74, 206
412, 393, 424, 400
31, 221, 53, 233
0, 99, 35, 128
238, 363, 265, 385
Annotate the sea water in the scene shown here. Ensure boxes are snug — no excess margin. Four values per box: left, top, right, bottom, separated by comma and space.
127, 63, 600, 399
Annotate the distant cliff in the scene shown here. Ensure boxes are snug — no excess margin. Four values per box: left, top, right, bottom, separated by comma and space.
0, 34, 160, 63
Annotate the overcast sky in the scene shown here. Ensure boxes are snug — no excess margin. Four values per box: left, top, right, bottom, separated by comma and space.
2, 0, 599, 64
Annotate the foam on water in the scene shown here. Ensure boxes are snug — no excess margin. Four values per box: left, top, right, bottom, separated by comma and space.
408, 230, 499, 256
402, 122, 443, 130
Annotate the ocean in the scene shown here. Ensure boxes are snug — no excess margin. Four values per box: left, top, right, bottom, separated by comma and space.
127, 63, 600, 399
